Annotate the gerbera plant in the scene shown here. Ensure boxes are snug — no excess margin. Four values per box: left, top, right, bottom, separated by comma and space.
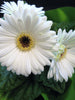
0, 0, 75, 100
47, 29, 75, 82
0, 0, 56, 76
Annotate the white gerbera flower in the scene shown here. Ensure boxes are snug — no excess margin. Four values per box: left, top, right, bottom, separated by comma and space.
47, 29, 75, 82
0, 0, 44, 16
0, 3, 56, 76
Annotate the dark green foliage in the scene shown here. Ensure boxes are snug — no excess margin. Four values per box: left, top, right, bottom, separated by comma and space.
0, 66, 65, 100
51, 22, 75, 33
45, 7, 75, 23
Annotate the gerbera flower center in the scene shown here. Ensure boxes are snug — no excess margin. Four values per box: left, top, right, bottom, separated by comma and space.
16, 33, 34, 51
55, 45, 67, 61
20, 36, 30, 47
59, 48, 67, 60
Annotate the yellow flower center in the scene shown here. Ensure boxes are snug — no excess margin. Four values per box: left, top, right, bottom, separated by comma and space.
55, 45, 67, 61
59, 48, 67, 60
16, 33, 35, 51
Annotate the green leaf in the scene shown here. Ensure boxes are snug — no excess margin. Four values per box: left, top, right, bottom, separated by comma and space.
51, 21, 75, 32
41, 93, 49, 100
41, 77, 75, 100
0, 66, 66, 100
56, 74, 75, 100
0, 66, 42, 100
45, 7, 75, 23
36, 67, 65, 94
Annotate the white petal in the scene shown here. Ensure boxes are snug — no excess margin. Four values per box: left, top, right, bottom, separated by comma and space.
58, 61, 68, 82
38, 47, 55, 59
61, 58, 74, 77
47, 67, 54, 79
1, 48, 17, 66
17, 19, 25, 33
0, 27, 16, 37
0, 44, 16, 57
29, 50, 44, 72
24, 14, 32, 33
32, 47, 50, 66
66, 52, 75, 67
0, 18, 18, 34
24, 52, 31, 75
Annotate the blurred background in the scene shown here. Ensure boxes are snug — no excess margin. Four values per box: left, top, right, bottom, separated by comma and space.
0, 0, 75, 10
0, 0, 75, 17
